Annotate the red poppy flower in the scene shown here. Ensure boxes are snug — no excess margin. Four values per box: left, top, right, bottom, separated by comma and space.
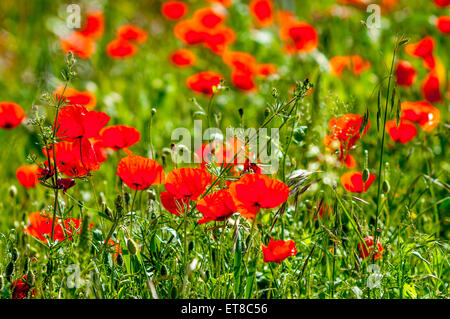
116, 155, 165, 190
280, 21, 318, 54
79, 11, 105, 40
249, 0, 274, 27
229, 173, 289, 219
11, 276, 34, 299
174, 20, 207, 45
107, 238, 122, 262
395, 60, 416, 87
422, 70, 442, 103
24, 211, 84, 242
385, 120, 417, 144
170, 48, 197, 67
161, 1, 189, 20
55, 105, 110, 140
316, 202, 333, 219
262, 238, 297, 263
231, 71, 257, 91
117, 25, 148, 44
344, 154, 357, 169
0, 102, 25, 129
165, 168, 211, 201
61, 32, 95, 59
186, 71, 223, 95
436, 16, 450, 33
405, 37, 435, 69
433, 0, 450, 7
161, 191, 190, 216
92, 138, 108, 163
358, 236, 383, 260
16, 165, 40, 188
53, 86, 97, 110
324, 113, 369, 162
196, 189, 236, 224
99, 125, 140, 151
257, 63, 277, 77
44, 139, 101, 177
340, 171, 375, 193
106, 39, 138, 58
401, 101, 440, 132
329, 55, 371, 77
222, 50, 258, 75
203, 26, 236, 54
193, 7, 226, 29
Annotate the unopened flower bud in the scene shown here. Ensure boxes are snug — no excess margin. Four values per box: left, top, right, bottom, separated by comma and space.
9, 185, 17, 198
127, 238, 138, 256
362, 168, 370, 183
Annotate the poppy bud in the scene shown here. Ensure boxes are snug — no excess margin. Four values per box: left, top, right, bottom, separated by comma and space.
127, 238, 138, 256
104, 206, 113, 219
9, 185, 17, 199
264, 108, 270, 118
238, 108, 244, 118
115, 195, 123, 214
5, 261, 14, 280
362, 168, 370, 183
11, 248, 18, 262
382, 180, 390, 193
116, 253, 124, 266
124, 192, 131, 207
151, 108, 157, 116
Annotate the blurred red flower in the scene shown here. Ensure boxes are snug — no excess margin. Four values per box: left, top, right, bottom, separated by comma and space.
170, 48, 197, 67
116, 155, 165, 190
229, 173, 289, 219
436, 16, 450, 33
358, 236, 383, 260
24, 211, 84, 242
99, 125, 141, 151
193, 7, 226, 29
405, 37, 435, 69
262, 238, 297, 263
340, 171, 375, 193
249, 0, 274, 27
0, 102, 25, 129
421, 70, 442, 103
117, 25, 148, 44
433, 0, 450, 7
401, 101, 440, 132
161, 1, 189, 20
61, 32, 95, 59
161, 191, 190, 216
186, 71, 223, 95
196, 189, 236, 224
79, 11, 105, 40
54, 86, 97, 110
385, 120, 417, 144
106, 39, 138, 58
280, 21, 318, 54
329, 55, 371, 77
16, 165, 40, 188
395, 60, 416, 87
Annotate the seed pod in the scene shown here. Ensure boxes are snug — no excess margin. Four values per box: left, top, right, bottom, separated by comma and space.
115, 195, 123, 215
362, 168, 370, 183
5, 261, 14, 280
382, 180, 391, 194
127, 238, 137, 256
9, 185, 17, 199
